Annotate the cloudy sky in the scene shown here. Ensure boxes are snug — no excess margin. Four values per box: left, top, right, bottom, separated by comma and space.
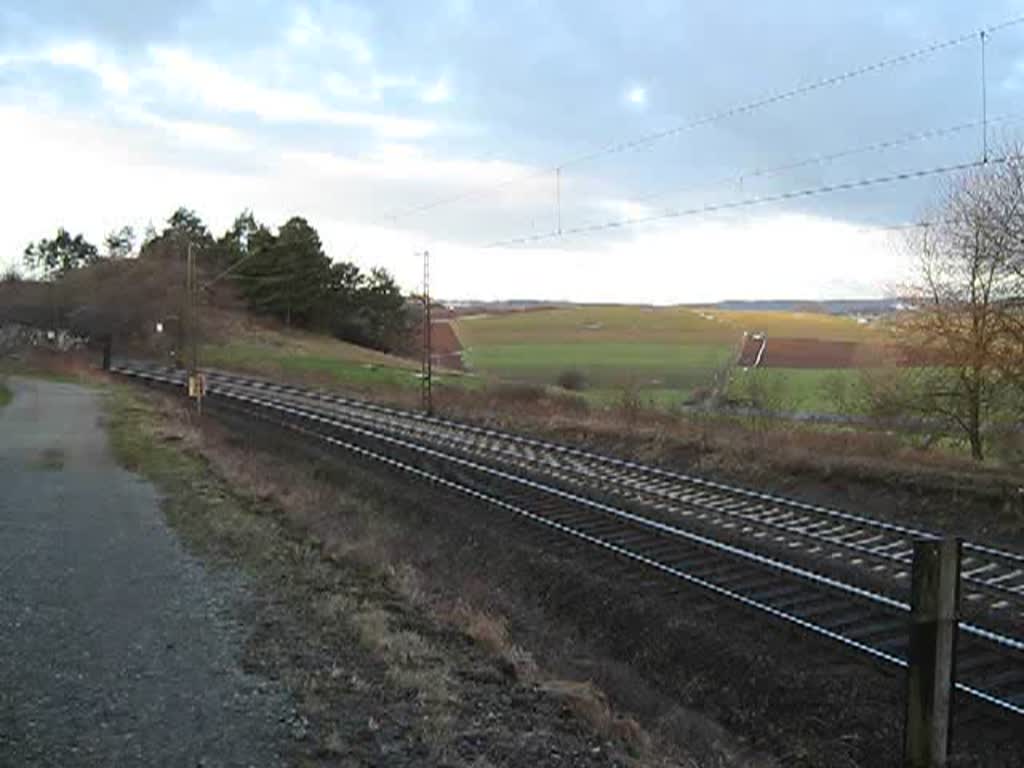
2, 1, 1024, 303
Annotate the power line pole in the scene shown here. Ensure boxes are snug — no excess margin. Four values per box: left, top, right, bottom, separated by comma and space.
420, 249, 433, 415
185, 241, 203, 416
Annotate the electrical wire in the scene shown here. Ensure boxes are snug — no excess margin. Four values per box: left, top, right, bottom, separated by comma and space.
484, 156, 1006, 248
629, 112, 1022, 212
376, 13, 1024, 225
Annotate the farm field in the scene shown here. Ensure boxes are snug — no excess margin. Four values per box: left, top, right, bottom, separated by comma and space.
454, 304, 886, 407
729, 368, 866, 415
463, 342, 734, 389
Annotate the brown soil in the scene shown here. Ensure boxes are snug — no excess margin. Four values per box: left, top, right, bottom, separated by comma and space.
737, 336, 943, 369
406, 320, 465, 370
430, 320, 464, 370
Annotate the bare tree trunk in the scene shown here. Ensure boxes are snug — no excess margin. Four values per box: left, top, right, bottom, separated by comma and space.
968, 416, 984, 461
967, 375, 985, 461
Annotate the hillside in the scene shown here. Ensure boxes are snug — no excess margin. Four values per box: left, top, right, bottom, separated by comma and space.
197, 308, 470, 394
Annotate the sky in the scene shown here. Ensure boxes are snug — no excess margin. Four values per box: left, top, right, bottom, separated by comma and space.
2, 1, 1024, 303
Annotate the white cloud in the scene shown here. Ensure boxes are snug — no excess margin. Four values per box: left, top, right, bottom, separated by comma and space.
115, 106, 254, 152
144, 46, 437, 138
286, 7, 373, 65
283, 143, 540, 189
590, 198, 658, 221
0, 41, 134, 93
336, 32, 373, 65
323, 71, 420, 102
0, 106, 906, 304
0, 39, 436, 139
625, 85, 647, 107
420, 76, 452, 104
286, 7, 323, 48
455, 214, 903, 303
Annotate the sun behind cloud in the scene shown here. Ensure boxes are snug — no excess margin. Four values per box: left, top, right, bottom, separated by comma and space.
625, 85, 647, 107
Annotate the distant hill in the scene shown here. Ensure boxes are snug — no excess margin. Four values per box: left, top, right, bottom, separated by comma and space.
693, 299, 905, 316
443, 298, 904, 317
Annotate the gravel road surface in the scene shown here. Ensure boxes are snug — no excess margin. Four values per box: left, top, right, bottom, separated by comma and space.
0, 377, 294, 767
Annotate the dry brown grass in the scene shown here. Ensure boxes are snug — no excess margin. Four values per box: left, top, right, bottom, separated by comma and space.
538, 680, 651, 756
144, 397, 676, 763
445, 602, 538, 682
435, 379, 1022, 495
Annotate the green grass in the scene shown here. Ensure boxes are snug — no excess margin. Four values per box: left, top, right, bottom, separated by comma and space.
456, 305, 883, 347
463, 342, 733, 389
454, 305, 885, 404
456, 305, 741, 346
0, 378, 10, 408
201, 339, 476, 392
729, 368, 865, 414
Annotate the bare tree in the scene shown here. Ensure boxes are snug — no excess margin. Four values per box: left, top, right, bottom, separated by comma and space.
900, 150, 1024, 460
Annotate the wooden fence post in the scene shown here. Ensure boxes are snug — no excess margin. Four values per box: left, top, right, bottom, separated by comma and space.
101, 334, 112, 371
904, 537, 962, 768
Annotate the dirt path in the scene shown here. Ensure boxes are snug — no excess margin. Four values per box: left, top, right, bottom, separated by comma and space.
0, 377, 296, 767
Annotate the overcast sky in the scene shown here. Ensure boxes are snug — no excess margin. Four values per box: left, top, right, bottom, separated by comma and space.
3, 1, 1024, 303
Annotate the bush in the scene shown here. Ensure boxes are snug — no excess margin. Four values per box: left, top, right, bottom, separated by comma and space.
490, 383, 547, 406
556, 368, 587, 391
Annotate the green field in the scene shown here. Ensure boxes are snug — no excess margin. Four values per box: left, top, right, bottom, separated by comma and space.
729, 368, 865, 414
456, 306, 741, 396
463, 342, 733, 389
456, 305, 741, 346
455, 305, 882, 405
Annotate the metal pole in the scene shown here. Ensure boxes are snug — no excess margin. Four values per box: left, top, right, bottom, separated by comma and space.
192, 243, 203, 417
421, 250, 433, 415
980, 30, 988, 164
904, 537, 961, 768
185, 241, 202, 416
101, 334, 112, 371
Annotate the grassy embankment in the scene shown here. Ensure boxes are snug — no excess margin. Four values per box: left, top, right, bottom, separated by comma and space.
0, 378, 11, 408
199, 319, 476, 394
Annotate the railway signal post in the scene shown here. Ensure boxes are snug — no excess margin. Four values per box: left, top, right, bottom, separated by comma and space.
420, 249, 433, 415
904, 537, 961, 768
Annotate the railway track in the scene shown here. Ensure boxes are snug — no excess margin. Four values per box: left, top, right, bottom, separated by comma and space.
122, 360, 1024, 618
112, 360, 1024, 719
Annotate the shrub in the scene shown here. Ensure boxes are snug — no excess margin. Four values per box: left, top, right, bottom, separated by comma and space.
556, 368, 587, 391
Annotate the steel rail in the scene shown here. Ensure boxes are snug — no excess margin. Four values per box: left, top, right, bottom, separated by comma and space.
150, 364, 1024, 608
141, 361, 1024, 564
213, 385, 1024, 650
113, 361, 1024, 610
166, 372, 1024, 719
112, 360, 1024, 708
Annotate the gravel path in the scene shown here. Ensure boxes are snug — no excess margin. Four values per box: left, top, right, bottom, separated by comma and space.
0, 377, 295, 767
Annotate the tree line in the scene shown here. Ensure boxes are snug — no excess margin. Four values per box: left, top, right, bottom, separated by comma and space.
13, 208, 413, 354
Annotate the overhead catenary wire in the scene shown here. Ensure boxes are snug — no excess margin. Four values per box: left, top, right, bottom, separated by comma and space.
627, 112, 1023, 213
981, 30, 989, 163
376, 13, 1024, 226
484, 156, 1008, 248
556, 18, 1024, 172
